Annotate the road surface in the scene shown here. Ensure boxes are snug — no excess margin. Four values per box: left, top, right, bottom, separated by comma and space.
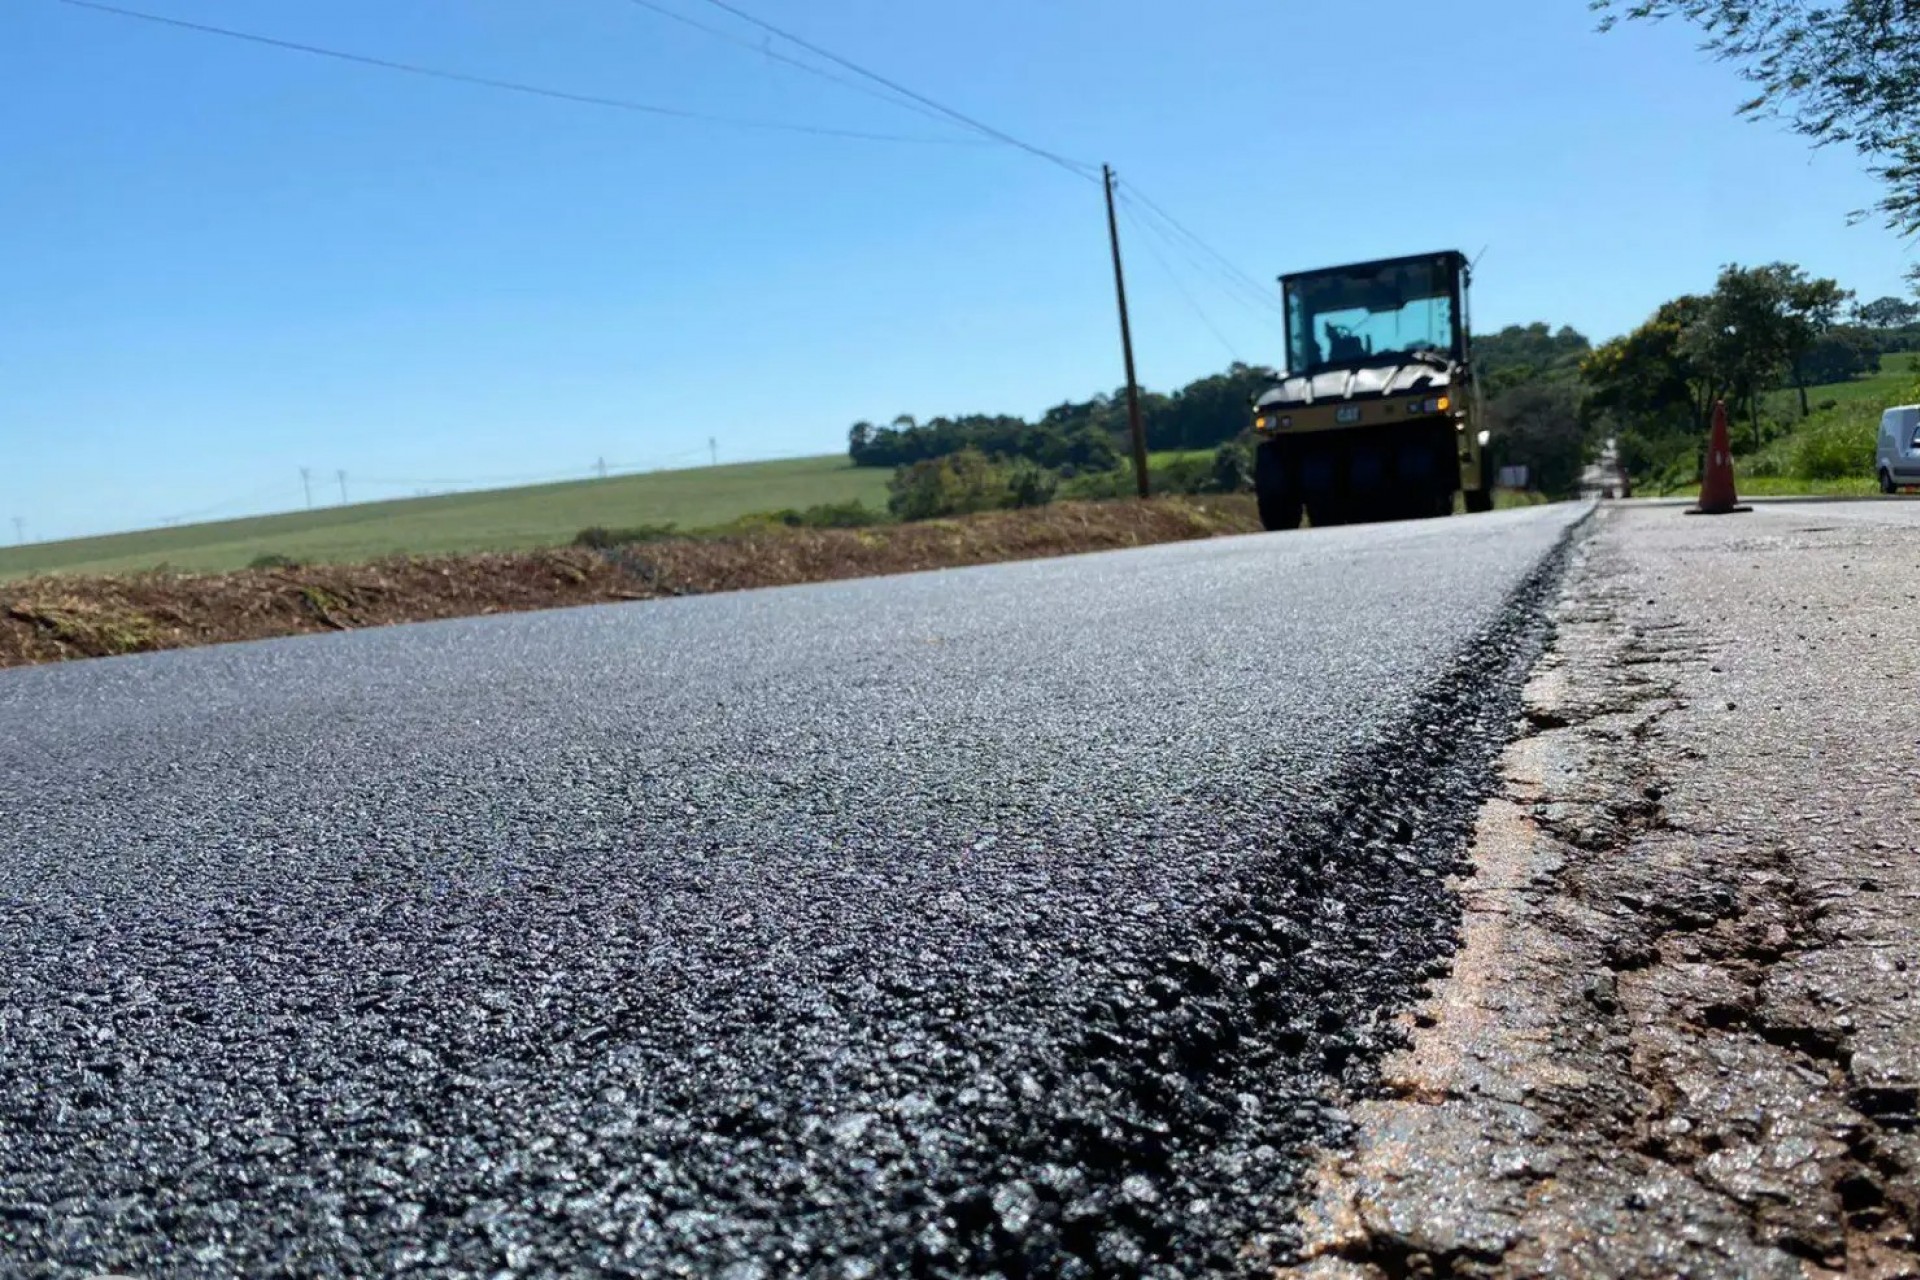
1296, 498, 1920, 1278
0, 505, 1586, 1278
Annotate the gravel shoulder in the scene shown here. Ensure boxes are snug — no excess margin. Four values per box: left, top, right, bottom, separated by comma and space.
1292, 501, 1920, 1278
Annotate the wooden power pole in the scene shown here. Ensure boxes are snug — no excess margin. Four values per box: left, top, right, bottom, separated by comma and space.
1103, 165, 1150, 499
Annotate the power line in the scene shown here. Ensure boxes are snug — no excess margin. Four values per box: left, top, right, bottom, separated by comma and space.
156, 483, 306, 526
57, 0, 984, 146
1116, 178, 1287, 317
1116, 190, 1285, 330
618, 0, 970, 136
357, 449, 715, 492
1116, 198, 1242, 364
690, 0, 1101, 180
1116, 191, 1283, 324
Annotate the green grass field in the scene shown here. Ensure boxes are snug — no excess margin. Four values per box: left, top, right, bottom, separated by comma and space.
1, 455, 891, 579
0, 446, 1256, 580
1783, 351, 1919, 411
1749, 352, 1919, 488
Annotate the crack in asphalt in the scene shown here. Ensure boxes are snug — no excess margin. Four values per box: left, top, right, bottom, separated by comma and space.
1295, 512, 1920, 1278
0, 508, 1586, 1278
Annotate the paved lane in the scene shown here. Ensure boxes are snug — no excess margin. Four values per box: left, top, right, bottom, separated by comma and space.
0, 506, 1584, 1278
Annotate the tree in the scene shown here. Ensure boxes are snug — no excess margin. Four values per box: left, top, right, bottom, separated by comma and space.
1489, 381, 1589, 498
1583, 295, 1719, 435
1474, 323, 1592, 398
1796, 325, 1881, 386
848, 363, 1276, 472
1595, 0, 1920, 235
1147, 363, 1278, 452
1858, 296, 1920, 330
1678, 263, 1850, 437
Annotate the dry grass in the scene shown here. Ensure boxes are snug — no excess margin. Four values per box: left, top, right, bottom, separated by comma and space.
0, 497, 1261, 669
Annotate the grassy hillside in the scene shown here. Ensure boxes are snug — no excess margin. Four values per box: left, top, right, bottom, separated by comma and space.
1, 455, 891, 579
1742, 352, 1920, 493
1635, 352, 1919, 496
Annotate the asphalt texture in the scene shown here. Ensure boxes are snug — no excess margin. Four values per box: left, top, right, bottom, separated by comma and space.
1298, 497, 1920, 1277
0, 504, 1586, 1279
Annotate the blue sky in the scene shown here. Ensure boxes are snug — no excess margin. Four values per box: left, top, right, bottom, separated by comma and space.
5, 0, 1915, 541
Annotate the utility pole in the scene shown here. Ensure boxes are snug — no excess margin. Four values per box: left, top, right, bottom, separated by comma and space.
336, 469, 348, 505
300, 467, 313, 509
709, 437, 718, 468
1103, 164, 1150, 500
11, 517, 22, 546
595, 456, 608, 480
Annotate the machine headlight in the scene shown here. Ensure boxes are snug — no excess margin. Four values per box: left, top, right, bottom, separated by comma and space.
1476, 430, 1492, 447
1409, 396, 1453, 415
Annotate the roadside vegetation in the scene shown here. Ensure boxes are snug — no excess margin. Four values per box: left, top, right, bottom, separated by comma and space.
0, 497, 1263, 668
1586, 273, 1920, 496
840, 269, 1920, 510
12, 261, 1914, 585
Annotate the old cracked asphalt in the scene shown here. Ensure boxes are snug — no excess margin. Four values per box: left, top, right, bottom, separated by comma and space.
0, 504, 1585, 1278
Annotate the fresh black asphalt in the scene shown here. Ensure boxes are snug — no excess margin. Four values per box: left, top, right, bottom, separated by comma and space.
0, 505, 1585, 1278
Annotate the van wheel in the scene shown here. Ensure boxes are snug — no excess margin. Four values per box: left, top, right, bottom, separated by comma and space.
1881, 468, 1897, 495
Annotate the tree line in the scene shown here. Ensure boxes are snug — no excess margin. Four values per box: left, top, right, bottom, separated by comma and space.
845, 266, 1918, 506
1482, 272, 1920, 496
1584, 271, 1920, 485
847, 364, 1280, 472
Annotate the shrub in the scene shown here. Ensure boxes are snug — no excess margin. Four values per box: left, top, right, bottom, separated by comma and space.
1154, 455, 1214, 495
887, 448, 1015, 520
796, 500, 887, 528
1059, 468, 1131, 501
574, 523, 678, 549
1655, 451, 1701, 495
727, 501, 889, 531
1794, 412, 1878, 480
1209, 441, 1253, 493
249, 553, 301, 569
1007, 461, 1059, 509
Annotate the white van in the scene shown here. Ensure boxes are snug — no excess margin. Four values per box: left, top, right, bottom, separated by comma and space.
1877, 405, 1920, 493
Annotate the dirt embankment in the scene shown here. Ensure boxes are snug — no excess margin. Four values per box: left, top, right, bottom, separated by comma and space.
0, 496, 1260, 669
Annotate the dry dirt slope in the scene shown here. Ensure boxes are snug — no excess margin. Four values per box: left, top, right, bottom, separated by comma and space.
0, 497, 1261, 669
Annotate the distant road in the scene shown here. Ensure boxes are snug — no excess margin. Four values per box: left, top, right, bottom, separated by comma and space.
0, 505, 1585, 1277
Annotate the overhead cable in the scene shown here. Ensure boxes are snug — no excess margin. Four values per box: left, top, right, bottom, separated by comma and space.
1116, 200, 1243, 363
691, 0, 1100, 180
58, 0, 985, 145
619, 0, 968, 135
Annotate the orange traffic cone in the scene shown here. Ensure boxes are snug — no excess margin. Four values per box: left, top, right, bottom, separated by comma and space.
1686, 400, 1751, 515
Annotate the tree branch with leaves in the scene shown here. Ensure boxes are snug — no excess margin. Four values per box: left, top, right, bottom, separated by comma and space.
1594, 0, 1920, 235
